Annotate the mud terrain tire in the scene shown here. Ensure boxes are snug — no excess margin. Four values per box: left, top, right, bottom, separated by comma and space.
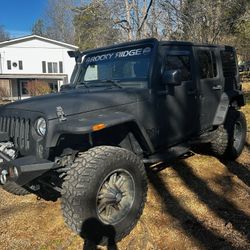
210, 110, 247, 160
61, 146, 148, 245
2, 181, 30, 196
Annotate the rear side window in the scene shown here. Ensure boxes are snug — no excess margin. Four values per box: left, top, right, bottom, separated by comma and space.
165, 55, 192, 81
198, 50, 217, 79
220, 50, 237, 77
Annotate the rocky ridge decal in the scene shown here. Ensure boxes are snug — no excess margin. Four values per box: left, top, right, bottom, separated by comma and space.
85, 47, 152, 63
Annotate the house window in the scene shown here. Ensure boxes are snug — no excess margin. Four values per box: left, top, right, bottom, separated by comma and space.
48, 62, 53, 73
19, 61, 23, 70
53, 62, 58, 73
42, 61, 46, 73
47, 62, 58, 73
7, 60, 11, 70
59, 61, 63, 73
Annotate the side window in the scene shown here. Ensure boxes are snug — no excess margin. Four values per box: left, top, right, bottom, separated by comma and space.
84, 65, 98, 81
220, 50, 237, 77
211, 52, 217, 77
198, 50, 217, 79
166, 55, 192, 81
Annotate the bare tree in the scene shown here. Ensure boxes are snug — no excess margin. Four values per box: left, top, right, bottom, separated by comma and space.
30, 0, 250, 55
32, 0, 79, 43
44, 0, 76, 44
73, 0, 119, 49
32, 19, 47, 37
159, 0, 249, 43
0, 26, 10, 42
112, 0, 154, 41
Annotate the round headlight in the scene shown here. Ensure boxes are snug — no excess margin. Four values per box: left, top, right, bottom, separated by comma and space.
36, 118, 47, 136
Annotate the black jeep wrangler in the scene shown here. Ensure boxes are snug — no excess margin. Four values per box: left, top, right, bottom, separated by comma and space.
0, 38, 247, 244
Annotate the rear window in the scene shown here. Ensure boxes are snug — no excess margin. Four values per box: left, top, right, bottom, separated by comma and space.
220, 49, 237, 77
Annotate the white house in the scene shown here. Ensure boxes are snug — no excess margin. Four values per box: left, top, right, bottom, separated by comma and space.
0, 35, 78, 100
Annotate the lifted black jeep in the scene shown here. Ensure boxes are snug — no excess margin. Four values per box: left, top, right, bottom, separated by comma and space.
0, 38, 247, 244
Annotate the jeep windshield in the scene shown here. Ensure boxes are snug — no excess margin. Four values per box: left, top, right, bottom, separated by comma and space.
77, 46, 153, 89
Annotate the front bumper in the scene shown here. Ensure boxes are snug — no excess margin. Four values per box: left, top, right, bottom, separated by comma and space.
0, 156, 54, 186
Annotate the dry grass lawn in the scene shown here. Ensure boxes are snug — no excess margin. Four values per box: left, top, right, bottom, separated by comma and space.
0, 83, 250, 250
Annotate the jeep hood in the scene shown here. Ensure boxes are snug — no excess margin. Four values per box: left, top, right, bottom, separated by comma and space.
3, 89, 145, 120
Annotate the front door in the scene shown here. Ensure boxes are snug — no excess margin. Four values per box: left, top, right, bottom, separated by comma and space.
18, 80, 30, 99
157, 46, 198, 147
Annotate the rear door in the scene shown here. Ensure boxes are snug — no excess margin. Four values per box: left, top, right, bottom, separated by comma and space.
195, 48, 222, 130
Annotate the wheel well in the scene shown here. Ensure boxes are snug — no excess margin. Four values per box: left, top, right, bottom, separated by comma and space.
91, 123, 147, 156
230, 94, 245, 108
51, 122, 152, 159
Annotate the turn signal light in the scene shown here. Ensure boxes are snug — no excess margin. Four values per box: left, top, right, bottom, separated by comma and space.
92, 123, 106, 131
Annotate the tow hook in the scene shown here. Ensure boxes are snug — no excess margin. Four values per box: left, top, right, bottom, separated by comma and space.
0, 169, 8, 185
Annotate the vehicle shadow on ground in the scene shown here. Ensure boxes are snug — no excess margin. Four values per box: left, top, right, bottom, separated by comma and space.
146, 165, 234, 249
80, 218, 118, 250
220, 159, 250, 187
170, 160, 250, 240
193, 143, 250, 188
146, 157, 250, 249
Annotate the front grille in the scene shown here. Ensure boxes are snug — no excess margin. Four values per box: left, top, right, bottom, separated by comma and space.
0, 116, 30, 151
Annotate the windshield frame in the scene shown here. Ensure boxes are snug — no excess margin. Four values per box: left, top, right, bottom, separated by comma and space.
75, 44, 154, 89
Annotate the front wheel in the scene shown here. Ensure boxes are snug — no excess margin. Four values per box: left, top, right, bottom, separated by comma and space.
2, 181, 30, 196
210, 110, 247, 160
61, 146, 148, 245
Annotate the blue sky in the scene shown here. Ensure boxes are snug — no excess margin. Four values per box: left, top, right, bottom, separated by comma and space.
0, 0, 46, 38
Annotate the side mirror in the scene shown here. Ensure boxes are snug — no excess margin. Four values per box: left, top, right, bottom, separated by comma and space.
162, 69, 182, 86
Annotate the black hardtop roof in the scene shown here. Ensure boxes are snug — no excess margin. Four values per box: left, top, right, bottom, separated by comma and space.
75, 38, 233, 57
80, 38, 158, 56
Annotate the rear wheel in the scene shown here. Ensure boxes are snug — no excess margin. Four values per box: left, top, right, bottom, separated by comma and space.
61, 146, 148, 245
210, 109, 247, 160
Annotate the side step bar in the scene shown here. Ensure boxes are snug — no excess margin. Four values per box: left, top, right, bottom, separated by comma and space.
143, 144, 190, 164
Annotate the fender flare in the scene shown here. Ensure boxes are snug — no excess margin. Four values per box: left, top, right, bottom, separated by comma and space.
213, 91, 245, 126
49, 111, 154, 155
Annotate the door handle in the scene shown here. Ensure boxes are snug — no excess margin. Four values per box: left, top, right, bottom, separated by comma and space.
212, 85, 222, 90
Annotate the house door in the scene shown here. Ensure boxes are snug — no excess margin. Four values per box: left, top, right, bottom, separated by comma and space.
49, 81, 59, 93
18, 80, 30, 99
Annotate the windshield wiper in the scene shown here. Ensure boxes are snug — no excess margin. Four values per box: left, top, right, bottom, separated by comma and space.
77, 81, 90, 88
100, 79, 123, 89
